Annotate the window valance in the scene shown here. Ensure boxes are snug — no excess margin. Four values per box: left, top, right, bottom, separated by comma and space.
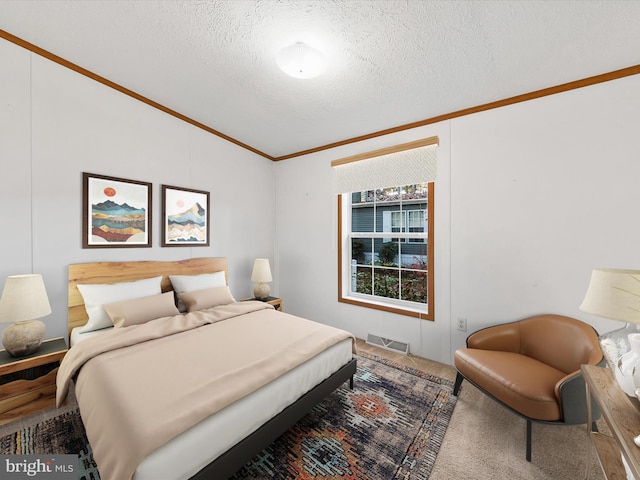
331, 136, 438, 194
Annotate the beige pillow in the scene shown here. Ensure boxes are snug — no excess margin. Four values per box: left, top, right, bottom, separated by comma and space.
104, 292, 180, 328
178, 286, 236, 312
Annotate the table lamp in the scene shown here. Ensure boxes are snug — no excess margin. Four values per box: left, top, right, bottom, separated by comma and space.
251, 259, 272, 300
580, 268, 640, 395
0, 274, 51, 357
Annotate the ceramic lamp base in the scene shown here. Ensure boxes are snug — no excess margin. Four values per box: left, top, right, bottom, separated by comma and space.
1, 319, 46, 357
599, 322, 640, 373
614, 333, 640, 396
253, 282, 270, 300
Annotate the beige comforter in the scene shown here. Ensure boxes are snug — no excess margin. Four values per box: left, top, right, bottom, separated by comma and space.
57, 301, 355, 480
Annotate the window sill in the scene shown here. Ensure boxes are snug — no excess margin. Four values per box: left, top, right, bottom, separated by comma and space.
338, 294, 433, 320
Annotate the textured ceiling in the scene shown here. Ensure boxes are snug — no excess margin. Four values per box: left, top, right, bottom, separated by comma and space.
1, 0, 639, 158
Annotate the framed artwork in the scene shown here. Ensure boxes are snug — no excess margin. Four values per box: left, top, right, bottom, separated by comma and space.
161, 184, 210, 247
82, 172, 152, 248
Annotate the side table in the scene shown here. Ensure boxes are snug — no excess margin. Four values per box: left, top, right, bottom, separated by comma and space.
0, 337, 68, 425
243, 296, 283, 312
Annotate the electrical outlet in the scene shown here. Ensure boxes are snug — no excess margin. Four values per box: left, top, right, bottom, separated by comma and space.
457, 317, 467, 332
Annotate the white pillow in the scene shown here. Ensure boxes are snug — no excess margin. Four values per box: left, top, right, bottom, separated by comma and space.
169, 271, 226, 312
77, 276, 163, 333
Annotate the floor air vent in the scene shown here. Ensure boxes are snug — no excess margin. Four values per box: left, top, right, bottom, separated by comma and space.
366, 333, 409, 355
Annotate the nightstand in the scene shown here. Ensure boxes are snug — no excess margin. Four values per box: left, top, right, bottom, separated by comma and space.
244, 296, 283, 311
0, 337, 68, 425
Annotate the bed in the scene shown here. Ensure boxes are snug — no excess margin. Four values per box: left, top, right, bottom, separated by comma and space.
58, 257, 357, 480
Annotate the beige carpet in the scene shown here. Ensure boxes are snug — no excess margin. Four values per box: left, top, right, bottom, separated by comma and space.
1, 340, 605, 479
356, 339, 604, 480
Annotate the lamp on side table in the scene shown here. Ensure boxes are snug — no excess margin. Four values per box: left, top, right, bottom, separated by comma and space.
251, 259, 272, 300
580, 268, 640, 396
0, 274, 51, 357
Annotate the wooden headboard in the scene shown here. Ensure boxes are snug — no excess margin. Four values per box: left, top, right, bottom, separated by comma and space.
68, 257, 228, 339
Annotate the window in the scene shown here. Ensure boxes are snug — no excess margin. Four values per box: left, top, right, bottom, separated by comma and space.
333, 137, 437, 319
339, 183, 434, 318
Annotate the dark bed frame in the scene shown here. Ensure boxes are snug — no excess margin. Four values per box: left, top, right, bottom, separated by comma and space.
190, 357, 357, 479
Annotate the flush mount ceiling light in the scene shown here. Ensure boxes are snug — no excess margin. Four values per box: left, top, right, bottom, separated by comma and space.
276, 42, 326, 79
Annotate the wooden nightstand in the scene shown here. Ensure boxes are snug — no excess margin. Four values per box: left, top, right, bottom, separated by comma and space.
244, 296, 283, 311
0, 337, 68, 425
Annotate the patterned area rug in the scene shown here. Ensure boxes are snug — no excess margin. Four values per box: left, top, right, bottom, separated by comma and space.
0, 353, 456, 480
0, 409, 99, 480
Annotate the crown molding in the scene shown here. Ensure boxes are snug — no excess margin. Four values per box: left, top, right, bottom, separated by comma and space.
0, 29, 274, 161
2, 29, 639, 162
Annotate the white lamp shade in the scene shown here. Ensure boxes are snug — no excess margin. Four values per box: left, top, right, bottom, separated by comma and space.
0, 274, 52, 324
276, 42, 326, 79
251, 259, 272, 283
579, 268, 640, 324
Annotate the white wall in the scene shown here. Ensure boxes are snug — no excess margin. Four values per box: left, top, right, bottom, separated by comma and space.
0, 38, 276, 342
449, 74, 640, 351
275, 74, 640, 364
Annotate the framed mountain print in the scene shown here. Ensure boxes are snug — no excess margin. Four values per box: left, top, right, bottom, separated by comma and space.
161, 184, 210, 247
82, 172, 152, 248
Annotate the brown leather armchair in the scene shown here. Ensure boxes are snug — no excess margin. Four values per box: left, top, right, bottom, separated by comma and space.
453, 314, 604, 461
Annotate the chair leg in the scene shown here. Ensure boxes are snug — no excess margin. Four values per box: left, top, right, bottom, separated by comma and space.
526, 419, 532, 462
453, 372, 464, 396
